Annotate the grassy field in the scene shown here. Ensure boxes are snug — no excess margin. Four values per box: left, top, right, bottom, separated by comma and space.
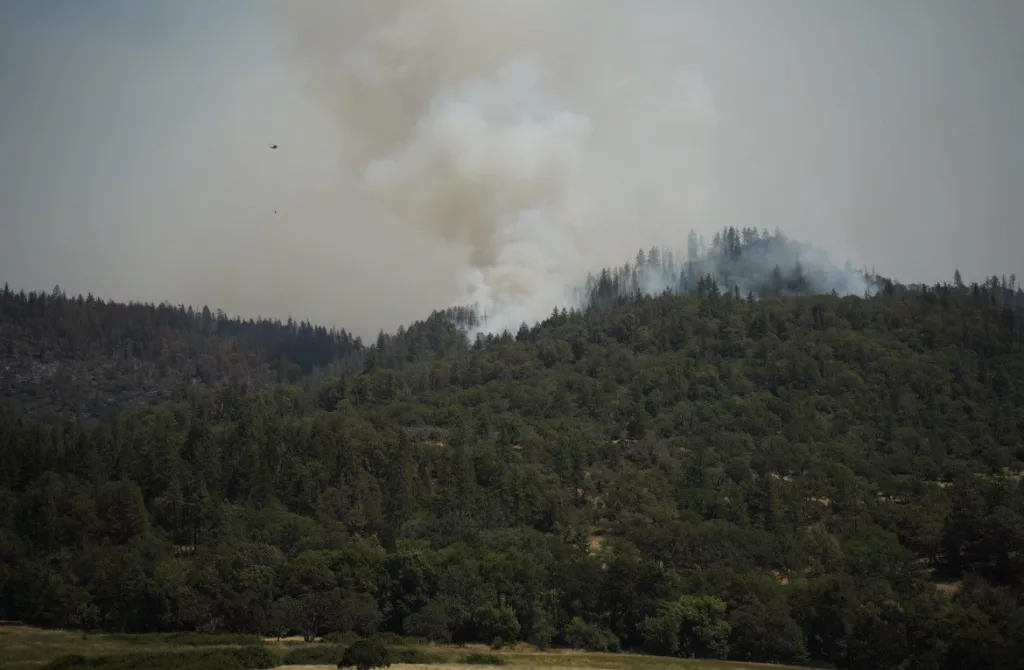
0, 625, 797, 670
0, 626, 260, 670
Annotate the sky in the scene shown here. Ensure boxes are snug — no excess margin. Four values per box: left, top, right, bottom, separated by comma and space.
1, 0, 1022, 340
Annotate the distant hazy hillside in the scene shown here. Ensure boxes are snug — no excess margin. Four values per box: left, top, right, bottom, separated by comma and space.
0, 285, 363, 418
3, 228, 1022, 421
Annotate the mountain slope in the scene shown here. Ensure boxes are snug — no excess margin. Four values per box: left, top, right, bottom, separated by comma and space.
1, 260, 1023, 669
0, 285, 363, 419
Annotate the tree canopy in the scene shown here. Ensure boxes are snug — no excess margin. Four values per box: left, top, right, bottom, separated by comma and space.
2, 232, 1023, 669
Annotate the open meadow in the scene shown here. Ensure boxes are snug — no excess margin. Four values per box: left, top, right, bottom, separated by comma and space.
0, 626, 798, 670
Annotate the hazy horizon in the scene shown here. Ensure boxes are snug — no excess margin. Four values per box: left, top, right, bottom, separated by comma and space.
2, 0, 1022, 339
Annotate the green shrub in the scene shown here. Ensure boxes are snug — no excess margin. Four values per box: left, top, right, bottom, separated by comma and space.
388, 647, 444, 664
41, 646, 275, 670
364, 632, 404, 647
563, 617, 620, 653
231, 646, 276, 669
338, 639, 390, 670
281, 645, 345, 665
365, 632, 429, 647
323, 631, 361, 647
461, 652, 507, 665
367, 632, 403, 646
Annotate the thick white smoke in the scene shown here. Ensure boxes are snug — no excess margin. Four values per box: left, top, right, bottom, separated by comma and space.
363, 54, 593, 334
277, 1, 719, 334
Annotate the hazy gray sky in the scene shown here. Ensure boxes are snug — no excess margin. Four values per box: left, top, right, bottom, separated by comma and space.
1, 0, 1022, 339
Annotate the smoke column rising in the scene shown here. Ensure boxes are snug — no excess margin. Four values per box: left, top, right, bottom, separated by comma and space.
277, 0, 724, 334
2, 1, 1020, 340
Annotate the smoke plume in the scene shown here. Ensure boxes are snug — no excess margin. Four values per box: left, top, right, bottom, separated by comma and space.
276, 1, 854, 335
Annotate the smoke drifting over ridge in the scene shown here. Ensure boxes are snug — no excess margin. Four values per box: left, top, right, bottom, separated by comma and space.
2, 1, 1022, 341
278, 0, 726, 334
276, 0, 1020, 336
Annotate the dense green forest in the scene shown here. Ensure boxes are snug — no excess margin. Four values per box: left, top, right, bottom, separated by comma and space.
2, 229, 1023, 669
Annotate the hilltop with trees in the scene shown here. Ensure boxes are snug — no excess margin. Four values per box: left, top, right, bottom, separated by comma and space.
1, 228, 1023, 669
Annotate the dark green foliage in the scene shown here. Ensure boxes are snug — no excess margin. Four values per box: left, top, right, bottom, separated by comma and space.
563, 617, 620, 652
727, 596, 808, 665
386, 646, 444, 664
366, 633, 409, 647
230, 647, 276, 669
338, 639, 391, 670
280, 645, 346, 665
641, 595, 730, 659
5, 246, 1024, 670
41, 647, 274, 670
0, 287, 363, 420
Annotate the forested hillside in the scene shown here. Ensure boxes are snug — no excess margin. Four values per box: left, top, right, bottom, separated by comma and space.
0, 285, 363, 419
2, 239, 1024, 669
